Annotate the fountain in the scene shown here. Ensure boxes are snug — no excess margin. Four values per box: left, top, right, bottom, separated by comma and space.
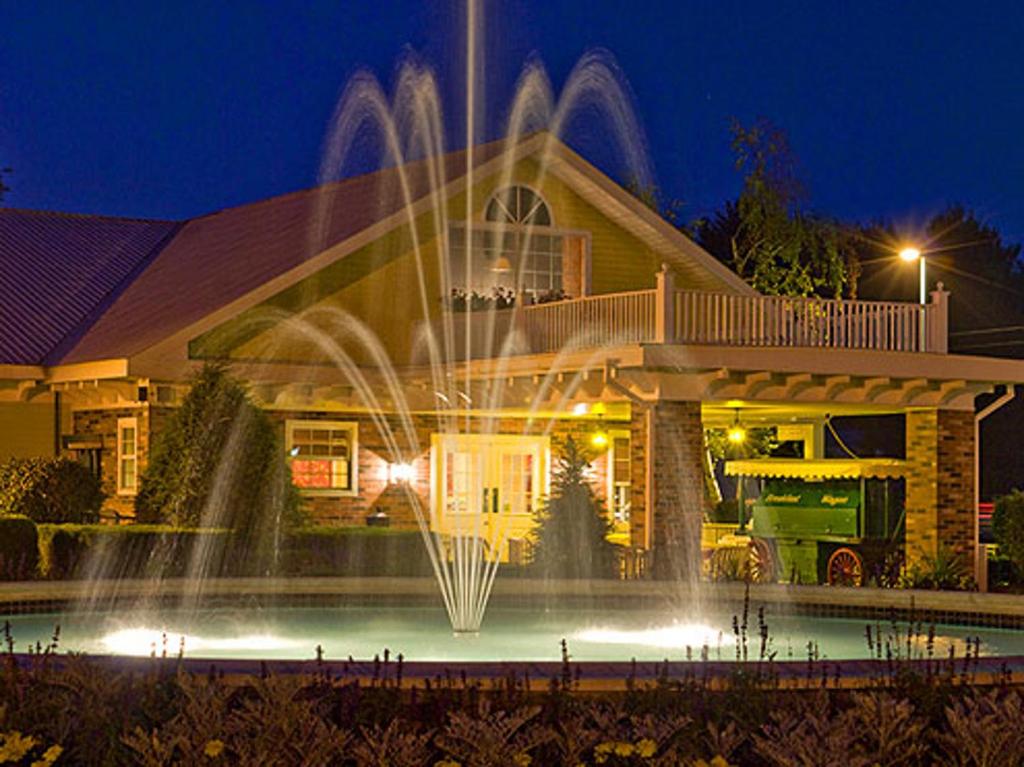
1, 1, 1018, 670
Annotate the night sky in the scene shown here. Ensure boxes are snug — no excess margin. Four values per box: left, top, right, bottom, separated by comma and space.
1, 1, 1023, 243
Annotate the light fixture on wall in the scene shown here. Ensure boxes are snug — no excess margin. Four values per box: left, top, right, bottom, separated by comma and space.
388, 462, 416, 484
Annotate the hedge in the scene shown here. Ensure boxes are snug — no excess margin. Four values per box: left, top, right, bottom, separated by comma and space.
0, 516, 38, 580
0, 458, 103, 524
36, 525, 434, 580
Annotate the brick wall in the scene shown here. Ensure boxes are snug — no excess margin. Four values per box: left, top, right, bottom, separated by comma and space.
72, 405, 150, 519
73, 402, 630, 532
905, 409, 975, 570
249, 410, 624, 529
646, 401, 705, 580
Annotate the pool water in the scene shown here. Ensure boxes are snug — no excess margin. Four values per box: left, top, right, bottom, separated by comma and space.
3, 605, 1021, 662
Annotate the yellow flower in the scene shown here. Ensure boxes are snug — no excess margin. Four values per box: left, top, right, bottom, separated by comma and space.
0, 732, 38, 763
614, 742, 635, 757
636, 739, 657, 759
203, 740, 225, 758
513, 754, 532, 767
596, 742, 615, 754
434, 760, 461, 767
30, 743, 63, 767
710, 758, 732, 767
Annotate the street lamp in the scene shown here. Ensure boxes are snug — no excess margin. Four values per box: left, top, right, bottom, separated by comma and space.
899, 246, 925, 304
899, 246, 927, 348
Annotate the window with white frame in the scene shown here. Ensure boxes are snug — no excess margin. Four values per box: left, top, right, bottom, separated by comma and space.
448, 185, 564, 296
116, 417, 139, 495
608, 431, 631, 524
285, 420, 358, 494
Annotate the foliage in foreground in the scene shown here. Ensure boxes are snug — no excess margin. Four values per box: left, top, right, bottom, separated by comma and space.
0, 614, 1014, 766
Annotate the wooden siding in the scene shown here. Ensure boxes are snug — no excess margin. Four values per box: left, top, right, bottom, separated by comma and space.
0, 402, 56, 460
199, 157, 692, 366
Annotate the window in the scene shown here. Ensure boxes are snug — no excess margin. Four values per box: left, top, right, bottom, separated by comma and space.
608, 432, 631, 524
448, 186, 563, 296
117, 417, 138, 495
484, 186, 552, 226
286, 420, 357, 494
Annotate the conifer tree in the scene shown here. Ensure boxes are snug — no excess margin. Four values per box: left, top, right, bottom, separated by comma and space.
135, 364, 300, 535
530, 437, 618, 578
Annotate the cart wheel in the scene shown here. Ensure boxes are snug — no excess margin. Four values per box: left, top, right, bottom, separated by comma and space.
747, 538, 776, 584
708, 547, 741, 581
827, 547, 863, 587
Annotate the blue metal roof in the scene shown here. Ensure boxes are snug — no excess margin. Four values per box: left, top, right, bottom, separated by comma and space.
0, 209, 179, 365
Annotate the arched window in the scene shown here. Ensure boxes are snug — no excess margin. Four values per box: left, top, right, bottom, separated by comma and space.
484, 186, 552, 227
448, 186, 563, 296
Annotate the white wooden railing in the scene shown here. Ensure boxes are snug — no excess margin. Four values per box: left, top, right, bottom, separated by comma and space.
673, 290, 939, 353
430, 269, 949, 359
519, 289, 656, 353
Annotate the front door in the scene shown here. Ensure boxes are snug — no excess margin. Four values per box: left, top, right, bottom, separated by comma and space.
432, 434, 549, 561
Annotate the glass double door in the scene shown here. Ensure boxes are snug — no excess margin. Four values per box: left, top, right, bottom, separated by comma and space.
432, 434, 549, 561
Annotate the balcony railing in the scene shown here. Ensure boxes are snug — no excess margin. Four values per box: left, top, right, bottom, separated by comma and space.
673, 290, 937, 353
520, 289, 657, 352
431, 269, 949, 360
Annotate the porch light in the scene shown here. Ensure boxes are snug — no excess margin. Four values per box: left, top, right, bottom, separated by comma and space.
572, 403, 589, 416
388, 462, 416, 484
727, 412, 747, 444
727, 424, 747, 444
590, 430, 609, 449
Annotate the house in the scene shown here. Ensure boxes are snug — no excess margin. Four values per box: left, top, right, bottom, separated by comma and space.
3, 132, 1023, 583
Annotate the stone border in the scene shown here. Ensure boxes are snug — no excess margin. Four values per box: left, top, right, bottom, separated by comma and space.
0, 577, 1021, 628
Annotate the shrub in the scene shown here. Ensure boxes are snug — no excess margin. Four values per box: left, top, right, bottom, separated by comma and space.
899, 545, 973, 590
278, 527, 433, 577
36, 524, 432, 579
993, 489, 1024, 575
0, 457, 103, 524
0, 516, 39, 579
530, 437, 618, 579
135, 364, 302, 546
36, 525, 249, 580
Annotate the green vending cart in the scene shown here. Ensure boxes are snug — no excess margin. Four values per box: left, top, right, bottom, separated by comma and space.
721, 458, 906, 585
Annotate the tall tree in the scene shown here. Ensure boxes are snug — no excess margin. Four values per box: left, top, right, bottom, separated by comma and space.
693, 118, 859, 298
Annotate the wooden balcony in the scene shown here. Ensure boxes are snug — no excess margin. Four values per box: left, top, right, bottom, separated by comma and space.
432, 269, 949, 361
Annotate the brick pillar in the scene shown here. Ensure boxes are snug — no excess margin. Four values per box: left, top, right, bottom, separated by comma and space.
639, 401, 705, 580
904, 409, 975, 571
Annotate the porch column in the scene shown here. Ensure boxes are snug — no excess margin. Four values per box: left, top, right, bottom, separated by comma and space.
635, 400, 705, 580
904, 408, 975, 572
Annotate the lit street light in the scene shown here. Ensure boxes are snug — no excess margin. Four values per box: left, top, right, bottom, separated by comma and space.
899, 246, 926, 305
899, 246, 926, 348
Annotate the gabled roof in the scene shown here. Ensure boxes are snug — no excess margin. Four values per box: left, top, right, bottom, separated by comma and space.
0, 209, 178, 365
2, 133, 751, 370
58, 138, 513, 365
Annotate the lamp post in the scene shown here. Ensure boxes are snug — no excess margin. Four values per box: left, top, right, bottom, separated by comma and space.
899, 247, 925, 304
899, 246, 926, 348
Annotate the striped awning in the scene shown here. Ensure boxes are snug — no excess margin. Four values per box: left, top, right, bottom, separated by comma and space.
724, 458, 906, 480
